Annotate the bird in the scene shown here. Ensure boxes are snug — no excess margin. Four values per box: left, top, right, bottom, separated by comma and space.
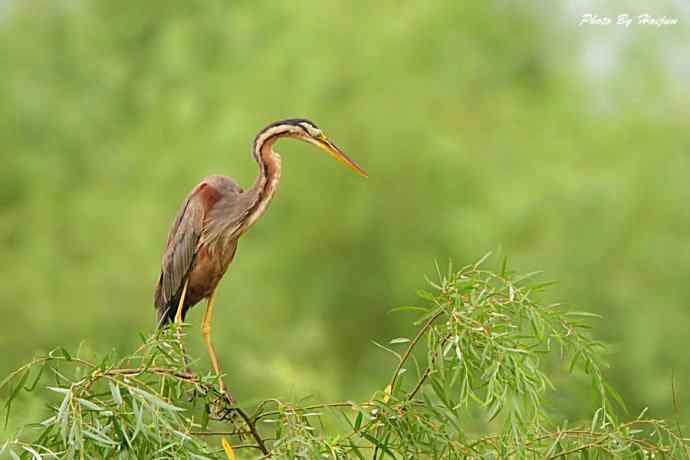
154, 118, 367, 403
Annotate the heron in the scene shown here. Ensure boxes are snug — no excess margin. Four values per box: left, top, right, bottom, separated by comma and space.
154, 118, 367, 404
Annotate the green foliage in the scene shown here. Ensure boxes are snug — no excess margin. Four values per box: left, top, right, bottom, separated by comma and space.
1, 333, 225, 458
3, 259, 688, 458
1, 0, 690, 435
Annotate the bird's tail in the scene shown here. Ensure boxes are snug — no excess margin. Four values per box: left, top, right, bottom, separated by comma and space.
154, 278, 175, 329
155, 305, 174, 329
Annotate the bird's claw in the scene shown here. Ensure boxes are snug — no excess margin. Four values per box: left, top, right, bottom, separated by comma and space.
207, 394, 247, 440
209, 392, 236, 419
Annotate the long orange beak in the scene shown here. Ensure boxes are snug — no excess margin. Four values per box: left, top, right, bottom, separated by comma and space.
313, 135, 368, 177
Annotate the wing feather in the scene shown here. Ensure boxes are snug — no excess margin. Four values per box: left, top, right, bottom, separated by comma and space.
154, 175, 258, 326
154, 188, 205, 318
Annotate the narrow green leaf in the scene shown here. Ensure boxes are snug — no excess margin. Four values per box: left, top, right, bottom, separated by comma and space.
349, 439, 366, 460
39, 415, 56, 426
201, 402, 210, 430
77, 398, 106, 412
4, 368, 30, 427
47, 386, 70, 395
353, 412, 363, 431
131, 398, 144, 441
98, 352, 111, 371
361, 433, 397, 459
591, 407, 602, 432
371, 341, 401, 360
57, 391, 71, 442
24, 364, 47, 393
487, 400, 503, 422
531, 280, 558, 291
130, 386, 184, 412
565, 311, 602, 319
83, 428, 118, 446
109, 382, 123, 406
389, 337, 410, 345
57, 348, 72, 361
22, 446, 41, 460
604, 382, 629, 414
416, 289, 434, 301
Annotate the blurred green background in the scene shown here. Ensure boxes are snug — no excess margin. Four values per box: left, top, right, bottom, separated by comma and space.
1, 0, 689, 437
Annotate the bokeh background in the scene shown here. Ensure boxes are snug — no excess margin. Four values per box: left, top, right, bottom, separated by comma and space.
1, 0, 689, 438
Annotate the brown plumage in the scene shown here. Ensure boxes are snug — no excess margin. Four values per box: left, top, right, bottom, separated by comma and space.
154, 175, 246, 325
153, 118, 367, 403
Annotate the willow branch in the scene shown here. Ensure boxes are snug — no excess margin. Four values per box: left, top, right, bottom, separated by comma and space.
405, 333, 452, 402
231, 405, 270, 455
388, 308, 445, 393
104, 367, 198, 381
254, 401, 374, 421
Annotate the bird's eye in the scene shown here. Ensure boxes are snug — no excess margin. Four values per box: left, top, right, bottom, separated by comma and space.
298, 123, 320, 137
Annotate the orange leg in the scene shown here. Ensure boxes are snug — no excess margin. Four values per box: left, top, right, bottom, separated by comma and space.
202, 290, 236, 404
174, 280, 190, 370
174, 279, 189, 325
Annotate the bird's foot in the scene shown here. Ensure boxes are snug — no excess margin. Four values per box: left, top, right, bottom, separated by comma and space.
208, 394, 246, 440
209, 390, 236, 420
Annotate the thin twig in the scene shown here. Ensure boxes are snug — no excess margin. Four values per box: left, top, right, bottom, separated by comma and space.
373, 308, 446, 460
225, 442, 265, 450
387, 309, 445, 394
406, 368, 431, 402
192, 430, 251, 436
104, 367, 198, 381
404, 333, 452, 402
231, 405, 270, 455
254, 401, 374, 421
671, 369, 690, 458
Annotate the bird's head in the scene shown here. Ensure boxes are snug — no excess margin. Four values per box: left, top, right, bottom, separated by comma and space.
257, 118, 368, 177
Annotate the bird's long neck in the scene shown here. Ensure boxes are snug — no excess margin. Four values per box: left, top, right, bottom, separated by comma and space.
240, 128, 287, 233
250, 138, 282, 212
